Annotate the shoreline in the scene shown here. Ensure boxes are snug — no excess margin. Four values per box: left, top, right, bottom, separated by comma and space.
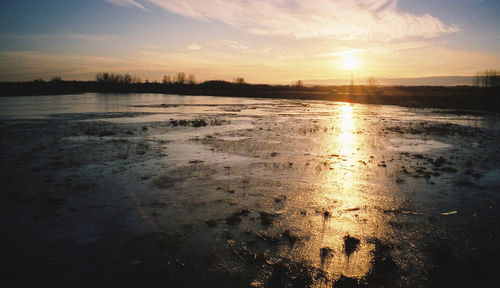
1, 81, 499, 113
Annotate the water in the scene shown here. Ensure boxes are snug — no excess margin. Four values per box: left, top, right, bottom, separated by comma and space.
1, 93, 499, 287
0, 93, 277, 119
1, 92, 498, 127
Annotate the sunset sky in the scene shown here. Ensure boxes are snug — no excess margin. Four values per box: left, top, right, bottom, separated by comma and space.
1, 0, 499, 83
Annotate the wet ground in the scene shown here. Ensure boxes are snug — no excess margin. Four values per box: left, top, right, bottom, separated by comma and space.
1, 93, 500, 287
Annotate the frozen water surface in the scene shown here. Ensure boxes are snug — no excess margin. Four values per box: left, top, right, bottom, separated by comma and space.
1, 93, 499, 287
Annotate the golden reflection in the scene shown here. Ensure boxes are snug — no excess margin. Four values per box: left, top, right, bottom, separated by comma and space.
338, 103, 356, 174
332, 103, 362, 205
330, 103, 372, 278
338, 104, 354, 149
298, 103, 385, 281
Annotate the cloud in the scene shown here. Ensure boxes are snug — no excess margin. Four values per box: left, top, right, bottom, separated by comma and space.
210, 40, 272, 54
317, 48, 364, 58
316, 40, 428, 59
143, 0, 457, 40
105, 0, 147, 10
186, 42, 201, 50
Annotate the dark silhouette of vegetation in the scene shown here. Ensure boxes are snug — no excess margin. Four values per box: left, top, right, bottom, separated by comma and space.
233, 77, 245, 84
175, 72, 186, 84
96, 72, 140, 84
473, 69, 500, 88
162, 75, 171, 84
367, 76, 383, 95
367, 76, 377, 88
1, 71, 499, 112
188, 74, 196, 85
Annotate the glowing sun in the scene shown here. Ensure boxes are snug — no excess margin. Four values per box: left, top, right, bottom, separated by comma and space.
340, 54, 359, 70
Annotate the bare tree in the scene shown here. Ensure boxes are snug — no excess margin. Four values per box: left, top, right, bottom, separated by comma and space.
113, 74, 123, 83
294, 80, 303, 87
474, 69, 499, 88
176, 72, 186, 84
367, 76, 383, 95
188, 74, 196, 85
162, 75, 171, 84
233, 77, 245, 84
95, 73, 104, 82
123, 74, 132, 84
102, 73, 110, 82
367, 76, 378, 88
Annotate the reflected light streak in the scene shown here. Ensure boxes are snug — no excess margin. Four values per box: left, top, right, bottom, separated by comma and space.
324, 103, 373, 279
289, 103, 392, 281
335, 103, 359, 200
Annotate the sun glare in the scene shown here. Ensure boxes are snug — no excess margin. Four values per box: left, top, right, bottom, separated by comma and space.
340, 54, 359, 71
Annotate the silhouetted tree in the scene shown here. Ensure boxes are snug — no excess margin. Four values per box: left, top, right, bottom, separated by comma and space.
123, 74, 132, 84
176, 72, 186, 84
188, 74, 196, 84
233, 77, 245, 84
50, 76, 62, 82
102, 73, 110, 82
474, 70, 500, 88
96, 72, 140, 84
293, 80, 303, 87
95, 73, 103, 82
162, 75, 171, 84
367, 76, 383, 95
113, 74, 123, 83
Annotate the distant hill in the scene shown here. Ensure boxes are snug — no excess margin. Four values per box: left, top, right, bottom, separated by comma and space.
304, 76, 474, 86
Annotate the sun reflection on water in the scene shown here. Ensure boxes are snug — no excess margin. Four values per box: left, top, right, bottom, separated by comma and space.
336, 103, 357, 190
298, 103, 388, 281
327, 103, 365, 210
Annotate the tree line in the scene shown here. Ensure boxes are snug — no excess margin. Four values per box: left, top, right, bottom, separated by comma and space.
92, 72, 253, 86
95, 73, 142, 84
34, 70, 500, 89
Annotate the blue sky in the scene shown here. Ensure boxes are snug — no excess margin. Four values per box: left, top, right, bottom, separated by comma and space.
1, 0, 499, 83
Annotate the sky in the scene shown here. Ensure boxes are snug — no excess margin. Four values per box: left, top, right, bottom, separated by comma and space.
0, 0, 499, 84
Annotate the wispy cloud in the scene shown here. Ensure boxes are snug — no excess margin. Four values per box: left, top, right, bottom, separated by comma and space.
105, 0, 147, 10
142, 0, 457, 40
316, 40, 428, 59
316, 48, 364, 58
210, 40, 272, 55
186, 42, 201, 50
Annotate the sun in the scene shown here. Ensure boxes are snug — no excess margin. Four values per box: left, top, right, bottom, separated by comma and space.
339, 54, 359, 71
